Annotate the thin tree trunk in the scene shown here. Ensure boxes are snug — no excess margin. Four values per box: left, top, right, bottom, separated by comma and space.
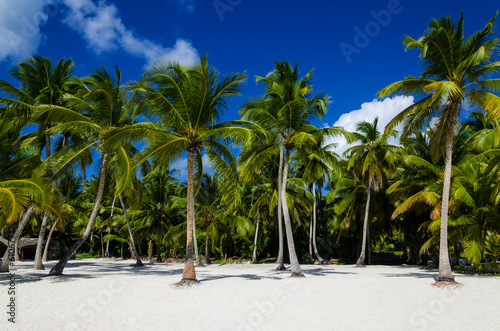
119, 195, 144, 267
14, 238, 20, 261
33, 212, 49, 269
276, 143, 286, 270
120, 242, 124, 259
356, 180, 372, 267
312, 182, 326, 264
437, 132, 455, 282
42, 220, 57, 262
105, 195, 117, 258
156, 244, 162, 263
309, 211, 314, 264
205, 234, 211, 265
252, 209, 260, 264
281, 150, 304, 277
1, 206, 35, 272
48, 151, 110, 276
148, 239, 153, 262
193, 211, 204, 267
178, 149, 198, 286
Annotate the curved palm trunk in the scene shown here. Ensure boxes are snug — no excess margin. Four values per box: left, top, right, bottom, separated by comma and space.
178, 150, 198, 286
437, 133, 455, 282
48, 151, 110, 276
33, 213, 49, 269
252, 209, 260, 264
118, 195, 144, 267
42, 220, 57, 262
1, 206, 35, 272
312, 182, 326, 264
281, 150, 304, 277
193, 213, 204, 267
356, 180, 372, 267
276, 143, 286, 270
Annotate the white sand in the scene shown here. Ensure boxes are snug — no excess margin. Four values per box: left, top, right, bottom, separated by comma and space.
1, 259, 498, 331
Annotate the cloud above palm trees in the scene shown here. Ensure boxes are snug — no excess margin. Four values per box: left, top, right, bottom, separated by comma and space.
326, 96, 414, 155
0, 0, 55, 62
62, 0, 199, 66
0, 0, 199, 66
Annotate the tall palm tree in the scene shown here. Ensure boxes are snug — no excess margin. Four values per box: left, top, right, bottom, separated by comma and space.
39, 66, 134, 276
241, 60, 349, 277
378, 12, 500, 282
345, 118, 398, 267
104, 56, 248, 286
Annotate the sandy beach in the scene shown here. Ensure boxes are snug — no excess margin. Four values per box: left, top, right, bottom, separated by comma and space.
0, 259, 498, 331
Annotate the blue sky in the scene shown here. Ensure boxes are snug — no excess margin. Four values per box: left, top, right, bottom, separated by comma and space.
0, 0, 498, 175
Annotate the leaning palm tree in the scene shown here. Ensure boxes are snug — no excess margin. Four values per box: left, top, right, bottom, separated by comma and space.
38, 66, 134, 276
345, 118, 398, 267
378, 12, 500, 283
104, 56, 248, 286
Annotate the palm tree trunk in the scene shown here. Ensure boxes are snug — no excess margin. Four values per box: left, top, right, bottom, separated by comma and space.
105, 195, 117, 258
156, 244, 162, 263
276, 143, 286, 270
252, 209, 260, 264
193, 211, 204, 267
205, 234, 211, 265
309, 212, 314, 264
48, 151, 110, 276
312, 182, 326, 264
118, 195, 144, 267
1, 206, 35, 272
100, 232, 104, 258
356, 180, 372, 267
42, 221, 57, 262
437, 133, 455, 282
14, 238, 20, 261
178, 149, 198, 286
281, 149, 304, 277
148, 239, 153, 262
120, 242, 124, 259
33, 212, 49, 270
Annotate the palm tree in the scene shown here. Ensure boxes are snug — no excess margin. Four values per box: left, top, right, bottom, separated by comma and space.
0, 55, 75, 270
345, 118, 398, 267
39, 66, 134, 276
104, 56, 248, 286
378, 12, 500, 282
295, 135, 339, 264
241, 60, 349, 277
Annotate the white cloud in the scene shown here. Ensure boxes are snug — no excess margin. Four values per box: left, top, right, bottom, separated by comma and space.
326, 96, 414, 156
0, 0, 55, 62
168, 0, 195, 14
62, 0, 199, 66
